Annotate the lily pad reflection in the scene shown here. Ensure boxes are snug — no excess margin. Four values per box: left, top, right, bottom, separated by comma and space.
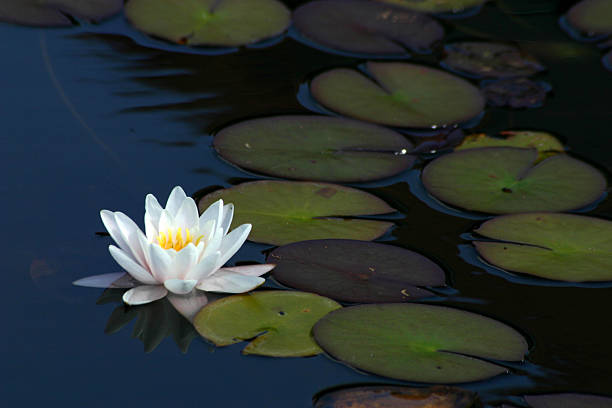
566, 0, 612, 37
0, 0, 123, 26
481, 78, 550, 108
373, 0, 487, 15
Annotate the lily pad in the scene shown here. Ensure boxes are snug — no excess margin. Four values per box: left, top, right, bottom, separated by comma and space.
525, 394, 612, 408
314, 385, 479, 408
311, 62, 485, 129
474, 213, 612, 282
125, 0, 291, 47
422, 147, 606, 214
456, 131, 564, 159
193, 291, 341, 357
442, 42, 545, 78
481, 78, 550, 108
604, 49, 612, 71
198, 181, 395, 245
293, 0, 444, 56
268, 239, 446, 303
566, 0, 612, 36
313, 303, 528, 383
213, 115, 414, 183
0, 0, 123, 26
373, 0, 487, 14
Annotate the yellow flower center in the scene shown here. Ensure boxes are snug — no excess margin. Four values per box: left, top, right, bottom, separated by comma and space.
156, 228, 203, 251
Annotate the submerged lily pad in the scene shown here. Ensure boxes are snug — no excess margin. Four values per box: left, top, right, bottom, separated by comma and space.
566, 0, 612, 36
311, 62, 485, 129
198, 181, 395, 245
125, 0, 290, 47
474, 213, 612, 282
293, 0, 444, 56
194, 291, 341, 357
422, 147, 606, 214
442, 42, 545, 78
268, 239, 446, 303
525, 393, 612, 408
313, 303, 528, 383
481, 78, 550, 108
314, 385, 479, 408
374, 0, 487, 14
0, 0, 123, 26
213, 116, 414, 183
456, 131, 564, 159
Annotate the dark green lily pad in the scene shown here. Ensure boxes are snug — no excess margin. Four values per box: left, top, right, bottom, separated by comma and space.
373, 0, 487, 14
193, 291, 341, 357
566, 0, 612, 36
525, 394, 612, 408
0, 0, 123, 26
311, 62, 485, 129
422, 147, 606, 214
213, 116, 414, 183
198, 181, 395, 245
293, 0, 444, 56
125, 0, 291, 47
442, 42, 545, 78
481, 77, 550, 108
314, 385, 479, 408
456, 131, 564, 160
268, 239, 446, 303
313, 303, 528, 383
474, 213, 612, 282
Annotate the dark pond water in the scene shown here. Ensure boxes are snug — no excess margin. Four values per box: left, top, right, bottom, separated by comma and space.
2, 1, 612, 406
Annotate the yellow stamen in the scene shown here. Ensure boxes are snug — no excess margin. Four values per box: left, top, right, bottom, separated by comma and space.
156, 227, 202, 251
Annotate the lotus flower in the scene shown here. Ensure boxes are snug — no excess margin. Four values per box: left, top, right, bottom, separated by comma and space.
74, 186, 273, 305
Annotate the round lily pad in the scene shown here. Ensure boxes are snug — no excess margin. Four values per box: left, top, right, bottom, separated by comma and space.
314, 385, 478, 408
125, 0, 291, 47
193, 291, 341, 357
481, 78, 550, 108
198, 181, 395, 246
213, 115, 414, 183
442, 42, 545, 78
0, 0, 123, 26
422, 147, 606, 214
456, 131, 564, 160
525, 394, 612, 408
311, 62, 485, 129
313, 303, 528, 383
474, 213, 612, 282
373, 0, 487, 14
566, 0, 612, 36
268, 239, 446, 303
293, 0, 444, 56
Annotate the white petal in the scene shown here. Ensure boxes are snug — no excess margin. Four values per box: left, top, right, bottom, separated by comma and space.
199, 199, 223, 232
220, 264, 275, 277
167, 292, 209, 322
158, 209, 175, 235
220, 203, 234, 236
148, 243, 173, 282
175, 197, 199, 229
73, 272, 134, 288
187, 250, 221, 281
170, 244, 198, 280
197, 272, 264, 293
166, 186, 187, 216
164, 279, 198, 295
201, 227, 223, 260
216, 224, 252, 269
122, 285, 167, 305
100, 210, 130, 253
108, 245, 157, 285
145, 194, 163, 240
114, 212, 148, 267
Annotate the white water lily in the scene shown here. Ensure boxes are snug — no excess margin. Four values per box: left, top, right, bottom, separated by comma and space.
74, 186, 273, 305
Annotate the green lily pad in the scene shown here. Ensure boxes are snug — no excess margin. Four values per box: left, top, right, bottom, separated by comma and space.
456, 131, 564, 160
198, 181, 395, 246
422, 147, 606, 214
310, 62, 485, 129
525, 394, 612, 408
268, 239, 446, 303
566, 0, 612, 36
373, 0, 487, 14
125, 0, 291, 47
293, 0, 444, 56
213, 115, 414, 183
314, 385, 479, 408
313, 303, 528, 383
474, 213, 612, 282
0, 0, 123, 26
193, 291, 341, 357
